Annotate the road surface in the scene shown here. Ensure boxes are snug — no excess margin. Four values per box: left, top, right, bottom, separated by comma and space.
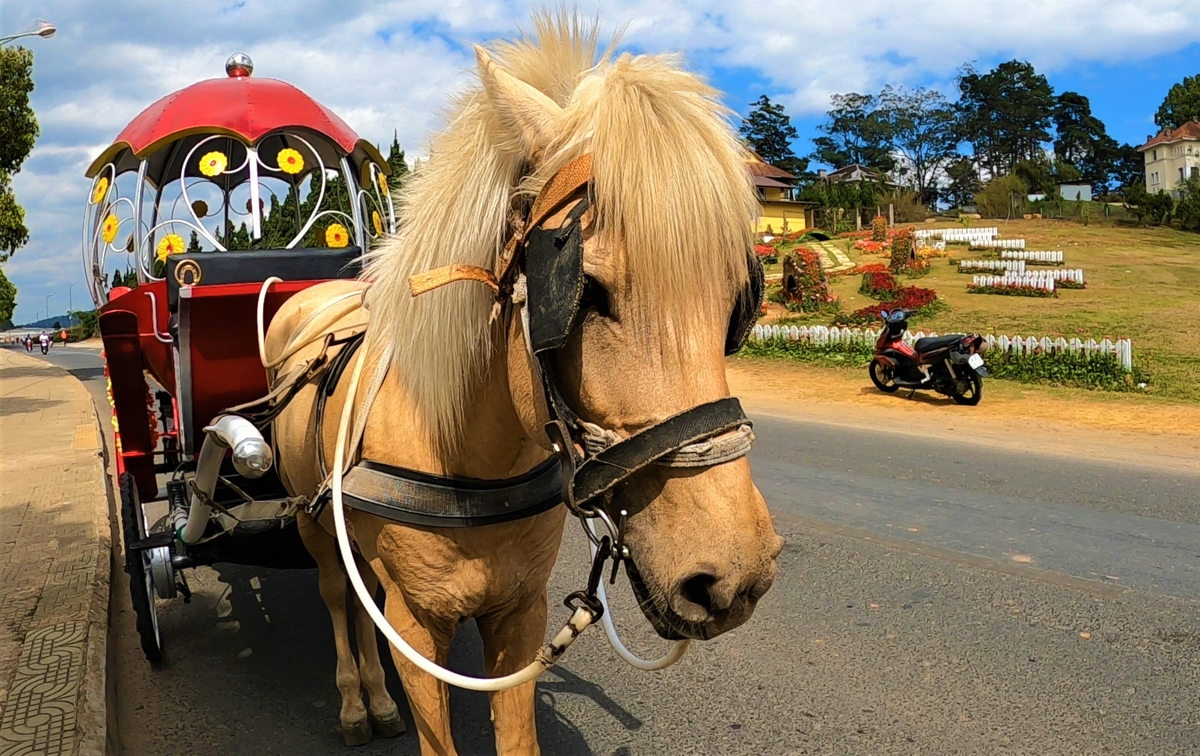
26, 345, 1200, 755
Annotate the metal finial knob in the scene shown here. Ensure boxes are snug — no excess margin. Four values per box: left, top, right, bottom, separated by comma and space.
226, 53, 253, 78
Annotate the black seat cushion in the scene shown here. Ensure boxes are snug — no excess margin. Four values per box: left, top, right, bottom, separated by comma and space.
914, 334, 965, 353
166, 247, 361, 311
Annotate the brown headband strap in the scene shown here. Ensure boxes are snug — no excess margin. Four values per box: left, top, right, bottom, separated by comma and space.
409, 264, 499, 297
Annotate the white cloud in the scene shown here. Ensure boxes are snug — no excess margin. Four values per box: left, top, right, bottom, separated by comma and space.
3, 0, 1198, 321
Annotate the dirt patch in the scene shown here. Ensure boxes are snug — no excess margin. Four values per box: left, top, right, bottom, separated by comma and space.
729, 357, 1200, 473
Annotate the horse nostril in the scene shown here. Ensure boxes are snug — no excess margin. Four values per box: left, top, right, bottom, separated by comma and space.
671, 571, 720, 622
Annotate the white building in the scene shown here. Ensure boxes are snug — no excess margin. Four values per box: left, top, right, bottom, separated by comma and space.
1138, 121, 1200, 199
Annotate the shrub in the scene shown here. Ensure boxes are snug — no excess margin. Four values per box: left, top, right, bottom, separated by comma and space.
859, 271, 898, 300
830, 262, 888, 279
871, 215, 888, 242
974, 174, 1028, 218
889, 229, 913, 274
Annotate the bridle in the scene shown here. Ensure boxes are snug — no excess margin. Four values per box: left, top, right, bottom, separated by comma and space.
249, 152, 765, 691
411, 152, 765, 589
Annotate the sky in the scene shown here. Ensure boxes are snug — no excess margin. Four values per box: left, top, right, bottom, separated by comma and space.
2, 0, 1199, 324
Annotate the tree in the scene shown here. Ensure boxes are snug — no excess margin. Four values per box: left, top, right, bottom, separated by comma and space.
1155, 74, 1200, 130
1146, 190, 1175, 225
0, 47, 39, 262
1124, 181, 1150, 224
1111, 144, 1145, 193
1053, 91, 1119, 192
974, 174, 1028, 219
943, 157, 982, 209
0, 266, 16, 328
186, 230, 202, 254
957, 61, 1055, 176
112, 269, 123, 287
811, 93, 894, 172
876, 86, 959, 204
385, 131, 410, 188
740, 96, 808, 177
1174, 172, 1200, 231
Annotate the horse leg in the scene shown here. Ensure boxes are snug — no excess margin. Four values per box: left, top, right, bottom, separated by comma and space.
478, 593, 549, 756
296, 513, 372, 746
350, 554, 406, 738
376, 569, 458, 756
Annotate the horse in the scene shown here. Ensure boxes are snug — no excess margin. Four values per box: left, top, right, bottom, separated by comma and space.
266, 13, 783, 755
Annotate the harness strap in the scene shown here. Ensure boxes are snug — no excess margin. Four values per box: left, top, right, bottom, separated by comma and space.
566, 397, 750, 507
340, 457, 563, 528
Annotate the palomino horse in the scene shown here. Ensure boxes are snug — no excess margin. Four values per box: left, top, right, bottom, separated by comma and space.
266, 14, 783, 755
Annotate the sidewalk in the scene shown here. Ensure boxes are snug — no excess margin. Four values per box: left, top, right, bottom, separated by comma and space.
0, 348, 111, 756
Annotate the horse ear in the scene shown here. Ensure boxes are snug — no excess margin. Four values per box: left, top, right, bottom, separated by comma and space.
476, 46, 563, 157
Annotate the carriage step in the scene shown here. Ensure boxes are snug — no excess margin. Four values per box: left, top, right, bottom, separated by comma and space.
128, 532, 174, 553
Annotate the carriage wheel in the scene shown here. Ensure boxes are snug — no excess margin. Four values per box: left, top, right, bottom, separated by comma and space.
120, 472, 163, 663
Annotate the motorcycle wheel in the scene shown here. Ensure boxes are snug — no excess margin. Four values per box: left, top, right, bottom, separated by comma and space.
953, 372, 983, 405
869, 359, 899, 393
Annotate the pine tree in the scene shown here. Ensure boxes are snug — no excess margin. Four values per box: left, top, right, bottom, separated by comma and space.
112, 269, 123, 287
740, 96, 808, 177
186, 230, 202, 254
386, 131, 409, 189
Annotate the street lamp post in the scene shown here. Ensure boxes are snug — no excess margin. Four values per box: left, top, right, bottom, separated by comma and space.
0, 20, 55, 46
68, 283, 73, 314
45, 294, 53, 324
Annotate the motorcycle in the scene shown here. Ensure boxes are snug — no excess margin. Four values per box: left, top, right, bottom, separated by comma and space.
868, 309, 988, 405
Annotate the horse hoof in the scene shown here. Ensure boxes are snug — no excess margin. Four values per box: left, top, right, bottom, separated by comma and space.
371, 711, 408, 738
342, 719, 373, 747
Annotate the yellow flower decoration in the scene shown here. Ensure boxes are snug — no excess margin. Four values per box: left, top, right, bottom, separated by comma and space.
199, 151, 227, 177
372, 211, 383, 236
378, 173, 388, 193
277, 148, 304, 174
91, 177, 109, 204
325, 223, 349, 248
101, 214, 120, 244
156, 233, 186, 263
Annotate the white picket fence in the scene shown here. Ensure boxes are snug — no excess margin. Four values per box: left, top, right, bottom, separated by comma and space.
958, 259, 1026, 274
747, 324, 1133, 370
970, 238, 1026, 250
917, 239, 947, 252
970, 274, 1056, 292
914, 227, 998, 244
1001, 250, 1064, 264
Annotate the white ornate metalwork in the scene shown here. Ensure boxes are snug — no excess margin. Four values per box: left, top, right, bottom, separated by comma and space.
84, 127, 390, 306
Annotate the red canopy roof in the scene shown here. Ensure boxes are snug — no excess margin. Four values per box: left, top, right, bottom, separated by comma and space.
86, 74, 381, 177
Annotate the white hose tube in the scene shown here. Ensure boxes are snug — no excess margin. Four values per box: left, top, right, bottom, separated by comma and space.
584, 520, 690, 670
179, 415, 273, 544
330, 348, 595, 692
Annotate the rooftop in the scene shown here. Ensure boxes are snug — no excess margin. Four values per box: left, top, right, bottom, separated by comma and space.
1138, 121, 1200, 151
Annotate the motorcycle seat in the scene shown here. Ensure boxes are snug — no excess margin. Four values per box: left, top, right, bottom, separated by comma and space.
914, 334, 964, 353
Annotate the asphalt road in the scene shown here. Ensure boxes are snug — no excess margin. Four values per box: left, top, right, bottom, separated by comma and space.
25, 345, 1200, 755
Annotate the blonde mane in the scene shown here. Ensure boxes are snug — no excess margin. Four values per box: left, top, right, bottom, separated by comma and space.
365, 12, 757, 454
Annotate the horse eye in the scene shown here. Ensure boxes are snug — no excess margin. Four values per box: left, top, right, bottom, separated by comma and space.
580, 277, 611, 319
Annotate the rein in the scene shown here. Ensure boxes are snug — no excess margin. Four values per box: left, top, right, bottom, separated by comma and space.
249, 152, 762, 690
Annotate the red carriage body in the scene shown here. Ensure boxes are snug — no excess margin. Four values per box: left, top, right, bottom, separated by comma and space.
85, 55, 394, 500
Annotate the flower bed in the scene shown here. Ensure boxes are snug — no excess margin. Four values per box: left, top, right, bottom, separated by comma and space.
776, 247, 834, 313
966, 283, 1057, 297
859, 271, 898, 300
835, 285, 941, 326
853, 239, 890, 254
829, 262, 888, 279
1056, 279, 1086, 289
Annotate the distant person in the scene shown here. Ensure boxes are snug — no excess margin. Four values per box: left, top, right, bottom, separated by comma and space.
39, 331, 50, 355
60, 329, 68, 343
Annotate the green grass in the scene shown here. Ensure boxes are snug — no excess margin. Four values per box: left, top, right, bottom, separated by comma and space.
763, 220, 1200, 402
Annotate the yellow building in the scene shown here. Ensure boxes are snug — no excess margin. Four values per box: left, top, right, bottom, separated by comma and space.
745, 151, 815, 234
1139, 121, 1200, 199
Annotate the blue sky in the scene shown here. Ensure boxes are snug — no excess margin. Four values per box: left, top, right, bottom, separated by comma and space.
3, 0, 1198, 324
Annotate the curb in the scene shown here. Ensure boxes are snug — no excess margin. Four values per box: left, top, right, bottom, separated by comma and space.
0, 349, 112, 756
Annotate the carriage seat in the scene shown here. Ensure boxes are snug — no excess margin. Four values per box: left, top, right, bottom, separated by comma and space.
165, 246, 362, 312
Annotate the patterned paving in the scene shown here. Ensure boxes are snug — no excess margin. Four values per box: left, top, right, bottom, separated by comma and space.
0, 350, 110, 756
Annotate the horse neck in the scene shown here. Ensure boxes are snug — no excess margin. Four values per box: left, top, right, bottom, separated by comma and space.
437, 333, 539, 478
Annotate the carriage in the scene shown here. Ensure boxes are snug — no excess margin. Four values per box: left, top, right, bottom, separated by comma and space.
83, 54, 396, 661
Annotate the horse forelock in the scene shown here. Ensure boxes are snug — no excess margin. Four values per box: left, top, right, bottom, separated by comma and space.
364, 12, 755, 454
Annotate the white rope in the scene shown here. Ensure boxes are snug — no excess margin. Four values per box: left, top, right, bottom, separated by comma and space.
330, 343, 596, 692
584, 519, 690, 670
